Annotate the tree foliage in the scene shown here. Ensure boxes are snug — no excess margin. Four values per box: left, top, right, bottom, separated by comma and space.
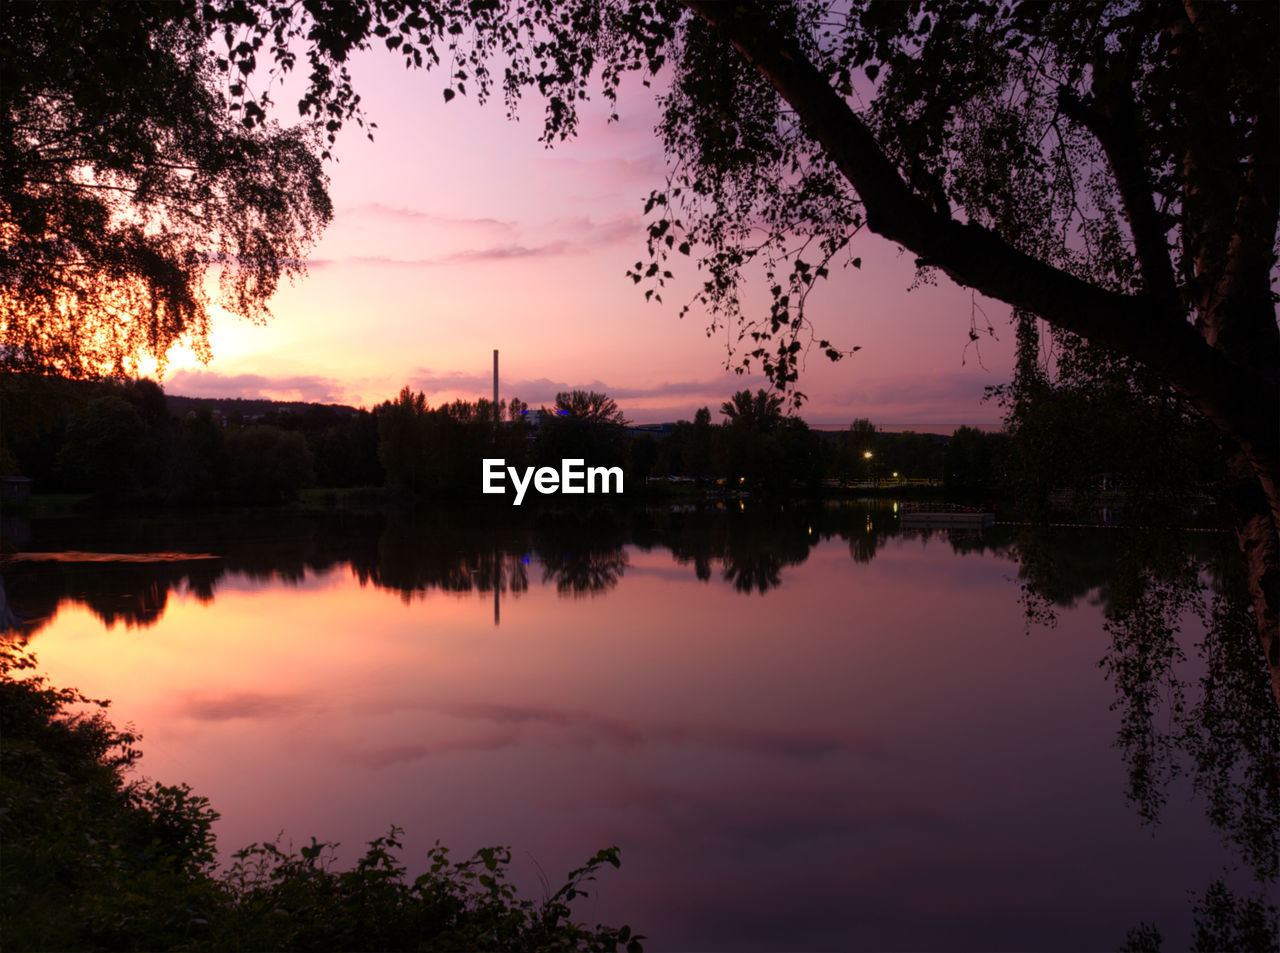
552, 390, 629, 427
226, 425, 315, 503
54, 396, 155, 498
943, 425, 1010, 494
1, 1, 332, 378
719, 388, 784, 434
993, 311, 1222, 522
376, 386, 531, 496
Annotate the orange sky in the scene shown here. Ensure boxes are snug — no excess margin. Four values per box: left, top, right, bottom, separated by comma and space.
157, 51, 1016, 430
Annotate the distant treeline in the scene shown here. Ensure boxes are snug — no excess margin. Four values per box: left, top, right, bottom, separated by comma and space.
164, 394, 362, 421
1, 375, 1015, 505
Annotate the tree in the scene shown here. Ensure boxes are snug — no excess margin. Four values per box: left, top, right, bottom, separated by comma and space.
168, 405, 231, 503
720, 389, 784, 434
226, 425, 314, 503
994, 312, 1222, 522
538, 390, 628, 472
844, 418, 878, 482
552, 390, 628, 426
944, 425, 1009, 494
717, 389, 809, 490
1, 1, 332, 378
377, 387, 430, 493
689, 405, 713, 483
877, 430, 944, 481
432, 0, 1279, 702
55, 396, 154, 499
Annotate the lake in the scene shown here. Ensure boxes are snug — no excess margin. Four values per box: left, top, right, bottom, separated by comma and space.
4, 501, 1276, 950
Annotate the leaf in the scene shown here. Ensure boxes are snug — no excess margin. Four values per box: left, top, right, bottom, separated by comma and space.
443, 87, 455, 103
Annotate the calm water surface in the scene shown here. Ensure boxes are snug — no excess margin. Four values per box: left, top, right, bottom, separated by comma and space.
5, 503, 1274, 950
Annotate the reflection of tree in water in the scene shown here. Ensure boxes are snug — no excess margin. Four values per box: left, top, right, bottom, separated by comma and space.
721, 549, 782, 594
1014, 523, 1280, 898
1185, 592, 1280, 884
720, 506, 818, 594
1, 559, 215, 639
663, 508, 724, 582
2, 511, 376, 636
534, 512, 628, 598
846, 508, 895, 565
1106, 568, 1280, 942
538, 546, 628, 598
371, 514, 533, 602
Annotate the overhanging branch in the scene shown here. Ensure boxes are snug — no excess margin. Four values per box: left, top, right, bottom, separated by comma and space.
679, 0, 1277, 465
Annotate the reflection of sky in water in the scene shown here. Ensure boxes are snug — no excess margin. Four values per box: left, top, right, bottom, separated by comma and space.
26, 536, 1251, 950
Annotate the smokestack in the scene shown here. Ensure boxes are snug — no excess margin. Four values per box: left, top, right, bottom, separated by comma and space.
493, 349, 499, 431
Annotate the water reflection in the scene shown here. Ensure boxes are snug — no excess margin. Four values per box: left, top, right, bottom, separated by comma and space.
3, 502, 1276, 948
8, 503, 981, 630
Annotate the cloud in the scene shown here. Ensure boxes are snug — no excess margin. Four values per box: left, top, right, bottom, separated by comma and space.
833, 371, 988, 407
305, 241, 584, 269
359, 733, 518, 767
536, 153, 665, 190
353, 698, 883, 765
815, 371, 1007, 429
177, 691, 307, 722
163, 370, 346, 404
306, 210, 640, 269
438, 240, 571, 263
336, 203, 518, 234
613, 777, 942, 844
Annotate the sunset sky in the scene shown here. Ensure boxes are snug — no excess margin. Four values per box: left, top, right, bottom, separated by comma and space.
159, 49, 1017, 430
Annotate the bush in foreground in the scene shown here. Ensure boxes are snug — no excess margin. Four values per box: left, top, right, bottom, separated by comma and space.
0, 647, 641, 952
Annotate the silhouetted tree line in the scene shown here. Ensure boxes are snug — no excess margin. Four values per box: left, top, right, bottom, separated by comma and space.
2, 376, 381, 504
645, 392, 979, 493
10, 374, 1220, 509
6, 378, 1021, 505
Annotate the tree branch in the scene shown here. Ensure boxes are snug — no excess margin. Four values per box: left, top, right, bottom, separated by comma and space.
678, 0, 1277, 470
1056, 73, 1180, 318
